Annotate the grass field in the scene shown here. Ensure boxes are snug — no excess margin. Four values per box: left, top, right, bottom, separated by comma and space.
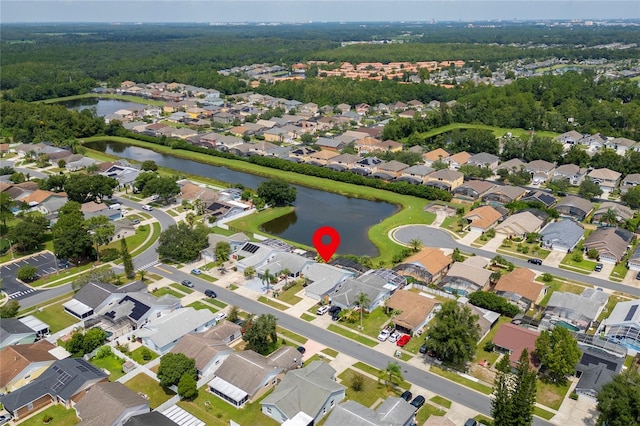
90, 354, 125, 381
277, 281, 304, 305
338, 368, 403, 408
43, 93, 165, 106
258, 295, 289, 311
410, 123, 558, 141
124, 374, 175, 409
129, 346, 159, 365
430, 365, 493, 395
276, 326, 308, 344
31, 299, 80, 333
19, 404, 78, 426
153, 287, 185, 299
328, 324, 379, 347
321, 348, 339, 358
186, 300, 219, 314
339, 307, 393, 339
353, 362, 411, 390
301, 312, 316, 322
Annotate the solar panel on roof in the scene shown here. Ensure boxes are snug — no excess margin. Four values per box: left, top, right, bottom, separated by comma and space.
243, 243, 260, 254
119, 295, 151, 321
624, 304, 638, 321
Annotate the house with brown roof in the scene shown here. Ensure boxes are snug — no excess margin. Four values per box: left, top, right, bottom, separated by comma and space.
583, 227, 634, 264
376, 160, 409, 178
481, 185, 527, 205
0, 341, 58, 394
385, 290, 441, 335
355, 137, 384, 154
439, 256, 493, 296
588, 168, 622, 192
425, 169, 464, 191
492, 323, 540, 368
497, 158, 526, 173
452, 180, 497, 202
494, 211, 545, 237
380, 140, 403, 153
74, 382, 149, 426
591, 202, 634, 225
555, 195, 594, 221
170, 332, 233, 378
393, 248, 452, 285
444, 151, 471, 169
464, 205, 504, 232
493, 268, 547, 311
179, 181, 219, 205
308, 150, 339, 166
422, 148, 449, 166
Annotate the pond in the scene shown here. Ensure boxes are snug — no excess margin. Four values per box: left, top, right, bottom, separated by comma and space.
85, 140, 398, 257
61, 98, 147, 117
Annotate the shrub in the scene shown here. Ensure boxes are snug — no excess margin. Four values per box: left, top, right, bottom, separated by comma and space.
541, 273, 554, 282
572, 251, 583, 263
350, 372, 365, 392
141, 347, 152, 361
95, 345, 112, 359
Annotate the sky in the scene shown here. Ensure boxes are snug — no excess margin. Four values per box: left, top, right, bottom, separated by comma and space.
2, 1, 639, 23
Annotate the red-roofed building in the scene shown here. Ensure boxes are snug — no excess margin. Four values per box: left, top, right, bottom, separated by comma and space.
492, 323, 540, 368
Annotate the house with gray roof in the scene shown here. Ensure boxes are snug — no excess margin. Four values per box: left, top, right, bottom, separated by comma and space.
555, 130, 584, 145
605, 137, 637, 155
604, 299, 640, 351
74, 382, 149, 426
0, 319, 37, 349
399, 165, 434, 184
628, 245, 640, 271
467, 152, 500, 170
452, 180, 497, 201
255, 252, 314, 280
540, 220, 585, 252
521, 190, 557, 208
481, 185, 527, 205
525, 160, 556, 183
591, 202, 634, 225
316, 137, 346, 152
542, 288, 609, 332
498, 158, 526, 172
588, 168, 622, 192
234, 242, 279, 272
138, 307, 217, 354
324, 398, 414, 426
209, 346, 302, 407
124, 412, 179, 426
621, 173, 640, 194
439, 257, 492, 296
261, 361, 345, 424
329, 270, 403, 311
583, 227, 634, 264
552, 164, 588, 186
555, 195, 594, 221
303, 263, 356, 301
0, 358, 108, 420
575, 343, 626, 399
495, 211, 544, 237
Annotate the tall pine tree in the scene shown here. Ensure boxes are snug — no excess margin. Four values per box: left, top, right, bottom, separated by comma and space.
491, 353, 513, 426
491, 349, 537, 426
121, 238, 134, 278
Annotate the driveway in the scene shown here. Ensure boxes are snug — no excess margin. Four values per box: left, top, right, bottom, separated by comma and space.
1, 252, 60, 299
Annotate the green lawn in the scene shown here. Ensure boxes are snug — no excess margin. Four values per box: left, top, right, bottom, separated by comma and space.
186, 300, 220, 314
170, 283, 193, 294
338, 369, 403, 408
29, 262, 97, 287
321, 348, 339, 358
473, 317, 511, 372
403, 334, 427, 354
152, 287, 185, 299
340, 307, 392, 339
18, 292, 74, 317
430, 365, 493, 394
107, 224, 151, 255
497, 240, 551, 259
177, 386, 278, 426
258, 295, 289, 311
430, 395, 452, 409
537, 380, 570, 410
277, 281, 304, 305
31, 299, 80, 333
277, 326, 308, 344
129, 346, 159, 365
124, 374, 175, 409
300, 313, 316, 322
411, 123, 558, 141
90, 354, 125, 381
327, 324, 379, 347
533, 406, 556, 420
43, 93, 165, 106
560, 253, 598, 272
415, 403, 447, 425
206, 298, 227, 309
353, 362, 411, 390
18, 404, 78, 426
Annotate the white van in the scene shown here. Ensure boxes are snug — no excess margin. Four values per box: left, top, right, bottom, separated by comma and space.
142, 205, 153, 211
109, 203, 121, 210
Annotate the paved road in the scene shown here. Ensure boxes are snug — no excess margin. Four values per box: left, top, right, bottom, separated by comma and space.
394, 225, 640, 297
0, 252, 60, 300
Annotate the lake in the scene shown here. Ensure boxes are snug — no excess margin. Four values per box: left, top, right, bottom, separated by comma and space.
85, 140, 398, 257
62, 98, 147, 117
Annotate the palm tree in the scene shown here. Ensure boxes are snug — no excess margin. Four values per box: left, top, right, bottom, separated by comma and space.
341, 308, 358, 324
138, 269, 147, 283
193, 198, 205, 216
280, 268, 291, 288
185, 212, 196, 229
601, 208, 618, 227
381, 362, 403, 390
261, 268, 274, 293
355, 292, 371, 330
409, 238, 423, 253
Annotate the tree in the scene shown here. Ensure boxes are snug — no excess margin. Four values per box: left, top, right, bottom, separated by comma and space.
52, 202, 93, 262
409, 238, 423, 252
0, 192, 16, 230
138, 269, 147, 282
599, 208, 619, 226
546, 178, 570, 195
355, 292, 370, 330
622, 186, 640, 209
381, 362, 403, 390
157, 223, 209, 263
82, 327, 108, 354
491, 349, 537, 426
261, 268, 275, 293
242, 313, 278, 355
534, 326, 581, 384
468, 291, 520, 317
227, 305, 240, 323
7, 215, 48, 252
424, 300, 480, 365
142, 176, 180, 205
133, 171, 157, 193
215, 241, 231, 263
17, 265, 38, 282
350, 372, 365, 392
578, 178, 603, 200
121, 238, 134, 278
244, 266, 256, 279
64, 174, 117, 203
492, 354, 513, 426
141, 160, 158, 171
0, 300, 20, 318
87, 215, 115, 261
185, 212, 196, 229
178, 372, 198, 400
597, 369, 640, 426
257, 179, 297, 206
157, 353, 197, 388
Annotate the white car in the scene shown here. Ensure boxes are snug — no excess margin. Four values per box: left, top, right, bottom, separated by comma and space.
142, 205, 153, 211
150, 194, 159, 201
378, 329, 391, 341
317, 305, 330, 315
215, 312, 227, 322
388, 331, 401, 343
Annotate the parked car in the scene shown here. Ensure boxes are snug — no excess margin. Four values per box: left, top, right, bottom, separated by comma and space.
397, 334, 411, 347
204, 289, 217, 298
636, 270, 640, 280
297, 346, 306, 354
331, 308, 342, 321
131, 218, 140, 225
317, 305, 330, 315
410, 395, 425, 410
388, 331, 401, 343
150, 194, 159, 202
400, 390, 412, 402
594, 263, 603, 272
215, 312, 227, 322
378, 329, 391, 341
464, 419, 479, 426
328, 305, 341, 314
527, 258, 542, 265
419, 343, 428, 354
181, 280, 194, 288
191, 268, 202, 275
142, 205, 153, 211
0, 414, 12, 425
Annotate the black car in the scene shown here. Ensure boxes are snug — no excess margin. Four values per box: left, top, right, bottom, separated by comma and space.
328, 305, 341, 314
331, 308, 342, 321
204, 289, 217, 298
410, 395, 425, 410
636, 271, 640, 280
527, 258, 542, 265
297, 346, 306, 354
419, 343, 428, 354
464, 420, 479, 426
594, 263, 603, 272
400, 390, 412, 402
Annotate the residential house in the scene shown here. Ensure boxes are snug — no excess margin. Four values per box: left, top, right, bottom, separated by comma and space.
439, 256, 493, 296
604, 299, 640, 351
579, 133, 608, 151
425, 169, 464, 191
452, 180, 497, 202
329, 269, 406, 312
303, 263, 356, 301
324, 398, 415, 426
539, 220, 585, 252
492, 323, 540, 368
66, 156, 98, 172
469, 304, 501, 341
315, 138, 346, 152
541, 288, 609, 332
62, 281, 124, 320
208, 346, 302, 407
575, 342, 626, 399
495, 211, 545, 238
422, 148, 449, 166
554, 195, 594, 221
354, 157, 383, 175
588, 168, 621, 193
375, 160, 409, 179
234, 242, 279, 272
179, 181, 219, 206
289, 147, 317, 162
0, 358, 108, 420
525, 160, 556, 184
327, 154, 361, 171
138, 307, 218, 354
591, 202, 634, 225
493, 268, 547, 311
124, 412, 179, 426
0, 341, 59, 394
308, 150, 339, 166
552, 164, 588, 186
385, 290, 441, 335
555, 130, 584, 145
628, 245, 640, 271
467, 152, 500, 170
443, 151, 471, 169
261, 361, 346, 425
497, 158, 526, 173
394, 248, 452, 285
621, 173, 640, 194
170, 332, 234, 378
0, 319, 38, 349
583, 227, 634, 264
521, 190, 557, 208
355, 137, 384, 154
463, 205, 504, 233
74, 382, 149, 426
255, 252, 314, 280
481, 185, 527, 205
605, 137, 637, 156
206, 199, 251, 222
399, 165, 434, 184
380, 140, 403, 153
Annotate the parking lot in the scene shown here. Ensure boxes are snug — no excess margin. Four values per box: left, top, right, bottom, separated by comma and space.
1, 252, 60, 299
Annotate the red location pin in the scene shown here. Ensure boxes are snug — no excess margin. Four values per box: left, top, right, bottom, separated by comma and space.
313, 226, 341, 263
